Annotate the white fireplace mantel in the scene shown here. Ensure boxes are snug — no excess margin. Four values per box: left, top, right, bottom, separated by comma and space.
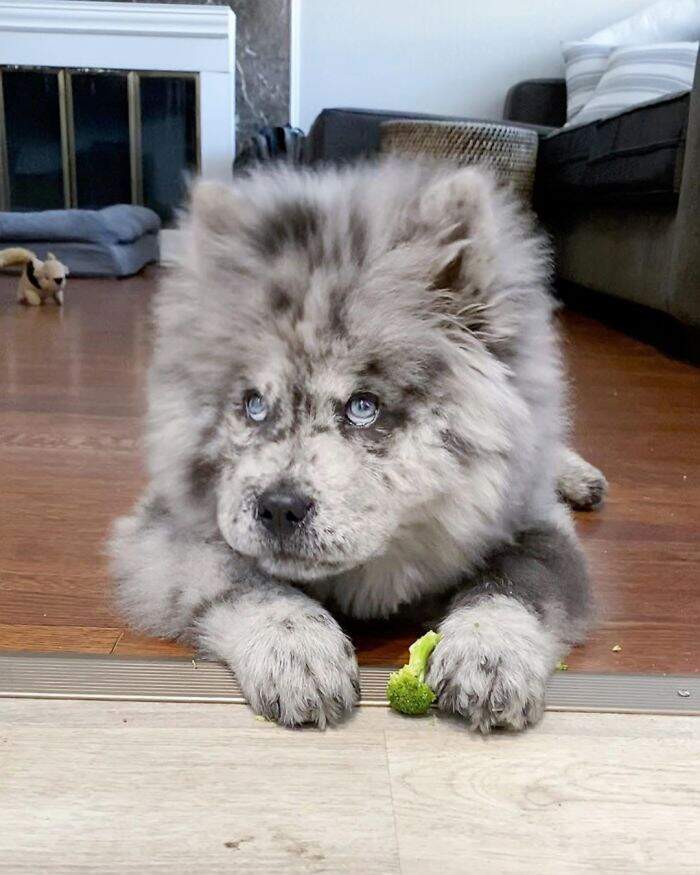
0, 0, 236, 181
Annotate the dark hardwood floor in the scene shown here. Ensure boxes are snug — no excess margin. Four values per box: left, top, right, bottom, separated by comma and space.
1, 270, 698, 672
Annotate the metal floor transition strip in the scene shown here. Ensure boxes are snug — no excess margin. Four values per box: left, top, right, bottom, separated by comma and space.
1, 653, 698, 715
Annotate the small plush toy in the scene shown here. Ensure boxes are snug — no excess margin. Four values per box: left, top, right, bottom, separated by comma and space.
0, 247, 69, 306
387, 630, 443, 715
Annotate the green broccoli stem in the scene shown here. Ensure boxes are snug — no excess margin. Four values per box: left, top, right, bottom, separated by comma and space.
405, 630, 442, 683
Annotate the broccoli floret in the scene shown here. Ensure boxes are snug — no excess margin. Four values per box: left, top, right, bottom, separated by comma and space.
386, 666, 436, 715
387, 630, 442, 715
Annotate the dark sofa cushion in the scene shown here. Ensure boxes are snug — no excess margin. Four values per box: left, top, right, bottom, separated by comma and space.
306, 108, 553, 165
306, 108, 478, 164
504, 79, 567, 128
536, 91, 690, 207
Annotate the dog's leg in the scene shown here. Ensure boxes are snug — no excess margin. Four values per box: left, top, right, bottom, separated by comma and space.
110, 498, 360, 728
557, 447, 608, 510
427, 522, 591, 732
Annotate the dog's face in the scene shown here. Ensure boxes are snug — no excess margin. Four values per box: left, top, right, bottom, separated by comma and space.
153, 162, 547, 583
212, 291, 464, 582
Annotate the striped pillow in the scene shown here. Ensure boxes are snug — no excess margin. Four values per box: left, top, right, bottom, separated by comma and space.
562, 41, 614, 122
570, 41, 698, 127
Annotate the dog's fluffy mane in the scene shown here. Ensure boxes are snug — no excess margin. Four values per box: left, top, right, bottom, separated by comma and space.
144, 158, 568, 618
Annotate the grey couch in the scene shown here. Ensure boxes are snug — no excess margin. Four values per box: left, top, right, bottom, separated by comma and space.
510, 58, 700, 331
306, 57, 699, 331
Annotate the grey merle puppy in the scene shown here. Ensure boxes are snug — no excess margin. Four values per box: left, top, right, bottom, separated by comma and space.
110, 158, 606, 732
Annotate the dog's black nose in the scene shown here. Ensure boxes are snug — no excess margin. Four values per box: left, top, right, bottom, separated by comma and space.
257, 488, 314, 536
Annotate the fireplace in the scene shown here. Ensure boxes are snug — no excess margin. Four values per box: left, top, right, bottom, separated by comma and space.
0, 0, 236, 226
0, 66, 199, 223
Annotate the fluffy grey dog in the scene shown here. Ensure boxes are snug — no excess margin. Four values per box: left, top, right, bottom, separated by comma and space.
110, 159, 607, 732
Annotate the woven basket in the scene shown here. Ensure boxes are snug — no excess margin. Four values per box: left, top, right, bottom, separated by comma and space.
380, 119, 538, 199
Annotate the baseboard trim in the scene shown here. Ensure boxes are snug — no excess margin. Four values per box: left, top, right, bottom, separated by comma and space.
1, 653, 697, 715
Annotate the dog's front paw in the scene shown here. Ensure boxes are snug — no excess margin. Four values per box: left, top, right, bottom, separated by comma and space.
557, 448, 608, 511
427, 596, 562, 733
230, 604, 360, 729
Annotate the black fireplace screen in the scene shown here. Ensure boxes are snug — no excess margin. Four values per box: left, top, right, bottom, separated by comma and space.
0, 66, 199, 224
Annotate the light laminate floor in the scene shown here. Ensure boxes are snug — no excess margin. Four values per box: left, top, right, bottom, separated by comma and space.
1, 699, 698, 874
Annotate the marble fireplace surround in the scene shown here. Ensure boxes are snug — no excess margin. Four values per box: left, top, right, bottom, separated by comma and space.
0, 0, 237, 183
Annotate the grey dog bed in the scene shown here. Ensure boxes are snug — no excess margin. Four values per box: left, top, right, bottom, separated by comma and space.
0, 205, 161, 277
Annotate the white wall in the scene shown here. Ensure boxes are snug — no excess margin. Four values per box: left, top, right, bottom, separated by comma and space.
293, 0, 650, 131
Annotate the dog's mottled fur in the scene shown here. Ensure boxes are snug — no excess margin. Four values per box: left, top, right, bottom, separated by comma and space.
110, 159, 606, 731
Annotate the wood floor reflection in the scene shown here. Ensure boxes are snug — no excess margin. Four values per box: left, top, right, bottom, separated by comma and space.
1, 270, 698, 672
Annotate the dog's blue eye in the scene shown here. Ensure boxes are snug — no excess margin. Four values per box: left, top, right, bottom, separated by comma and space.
346, 394, 379, 427
245, 392, 268, 422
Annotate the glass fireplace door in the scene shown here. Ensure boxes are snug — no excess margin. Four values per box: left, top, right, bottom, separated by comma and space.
1, 66, 200, 224
0, 69, 66, 211
69, 72, 132, 209
139, 74, 198, 225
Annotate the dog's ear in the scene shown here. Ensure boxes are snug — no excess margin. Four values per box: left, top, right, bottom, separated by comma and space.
190, 180, 242, 235
419, 167, 498, 297
46, 252, 57, 261
429, 240, 469, 295
417, 167, 545, 358
189, 180, 245, 255
186, 180, 248, 273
